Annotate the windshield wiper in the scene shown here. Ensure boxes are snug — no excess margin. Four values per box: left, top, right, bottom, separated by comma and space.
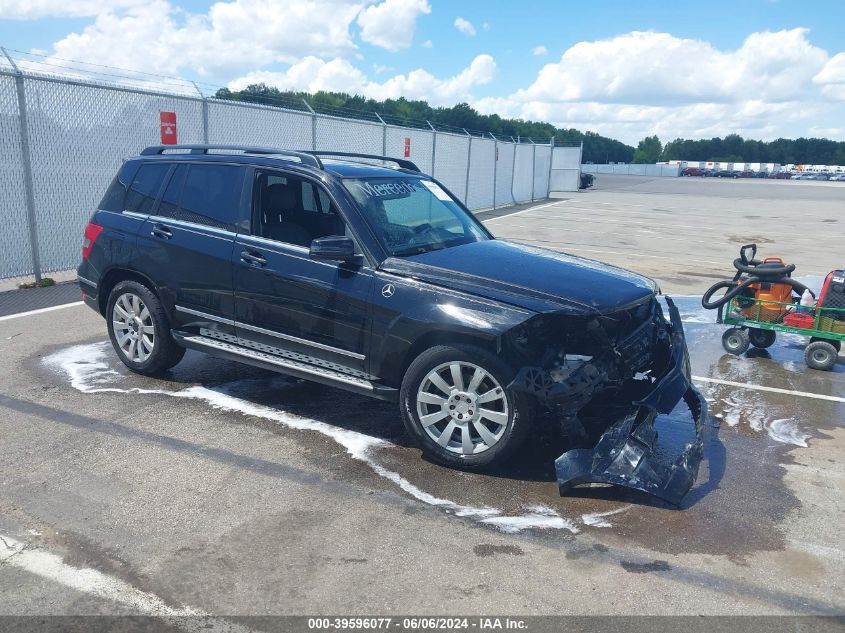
391, 243, 446, 257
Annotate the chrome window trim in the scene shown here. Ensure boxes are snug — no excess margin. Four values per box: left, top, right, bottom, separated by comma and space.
174, 304, 365, 361
174, 305, 235, 326
238, 233, 309, 255
146, 214, 236, 239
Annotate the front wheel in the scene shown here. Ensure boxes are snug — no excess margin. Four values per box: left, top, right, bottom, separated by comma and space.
400, 345, 533, 469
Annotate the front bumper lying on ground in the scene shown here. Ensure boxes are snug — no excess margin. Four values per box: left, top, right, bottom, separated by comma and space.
554, 298, 710, 505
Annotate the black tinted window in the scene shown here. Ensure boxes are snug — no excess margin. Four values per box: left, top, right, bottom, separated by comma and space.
158, 164, 187, 218
174, 164, 243, 230
99, 161, 139, 212
124, 163, 169, 214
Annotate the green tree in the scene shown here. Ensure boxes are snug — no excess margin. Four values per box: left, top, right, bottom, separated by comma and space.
632, 135, 663, 163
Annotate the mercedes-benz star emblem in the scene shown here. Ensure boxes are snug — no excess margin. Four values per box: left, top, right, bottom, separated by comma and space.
381, 283, 395, 298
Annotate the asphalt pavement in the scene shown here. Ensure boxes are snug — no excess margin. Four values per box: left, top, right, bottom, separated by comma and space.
0, 176, 843, 622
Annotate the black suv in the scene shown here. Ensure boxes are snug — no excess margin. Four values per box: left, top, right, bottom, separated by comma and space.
78, 145, 706, 503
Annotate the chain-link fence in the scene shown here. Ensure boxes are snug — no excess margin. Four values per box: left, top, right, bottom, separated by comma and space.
0, 62, 554, 284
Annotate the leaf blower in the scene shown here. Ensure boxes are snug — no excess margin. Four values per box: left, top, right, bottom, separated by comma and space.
701, 244, 815, 322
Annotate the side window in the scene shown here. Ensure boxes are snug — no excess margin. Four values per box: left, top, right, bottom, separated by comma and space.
158, 164, 187, 218
170, 164, 243, 231
254, 171, 346, 248
124, 163, 170, 214
99, 161, 140, 212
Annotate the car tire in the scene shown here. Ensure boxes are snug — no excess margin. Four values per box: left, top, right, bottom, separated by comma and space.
106, 280, 185, 375
804, 340, 838, 371
400, 345, 533, 470
722, 328, 750, 355
748, 328, 776, 349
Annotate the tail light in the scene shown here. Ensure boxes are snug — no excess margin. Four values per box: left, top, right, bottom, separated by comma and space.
82, 223, 103, 260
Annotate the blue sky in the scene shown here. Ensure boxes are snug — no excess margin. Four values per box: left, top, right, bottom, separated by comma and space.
2, 0, 844, 144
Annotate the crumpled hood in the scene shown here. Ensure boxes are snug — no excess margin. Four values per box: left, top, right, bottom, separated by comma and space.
380, 240, 657, 315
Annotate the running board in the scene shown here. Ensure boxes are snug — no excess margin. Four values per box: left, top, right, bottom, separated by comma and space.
174, 333, 398, 401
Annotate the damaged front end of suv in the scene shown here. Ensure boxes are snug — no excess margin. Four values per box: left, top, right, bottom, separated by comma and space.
504, 295, 708, 505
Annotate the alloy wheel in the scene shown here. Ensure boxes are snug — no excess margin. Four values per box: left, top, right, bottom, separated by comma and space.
112, 292, 155, 363
416, 361, 509, 455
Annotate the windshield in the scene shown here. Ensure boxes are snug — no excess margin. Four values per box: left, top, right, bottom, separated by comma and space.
343, 177, 490, 256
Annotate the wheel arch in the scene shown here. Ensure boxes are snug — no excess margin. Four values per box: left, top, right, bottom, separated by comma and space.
97, 267, 163, 316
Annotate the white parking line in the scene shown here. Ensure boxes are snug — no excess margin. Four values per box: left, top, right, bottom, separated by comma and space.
0, 533, 255, 630
481, 199, 568, 222
693, 376, 845, 403
0, 302, 84, 322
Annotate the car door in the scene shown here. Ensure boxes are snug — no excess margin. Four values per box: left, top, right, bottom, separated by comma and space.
133, 161, 247, 337
233, 168, 373, 376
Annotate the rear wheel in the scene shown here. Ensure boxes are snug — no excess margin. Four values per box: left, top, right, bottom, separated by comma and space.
804, 340, 838, 371
748, 328, 776, 349
400, 345, 533, 469
107, 280, 185, 375
722, 328, 750, 355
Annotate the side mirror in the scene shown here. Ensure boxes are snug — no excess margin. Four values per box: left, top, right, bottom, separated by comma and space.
309, 235, 360, 264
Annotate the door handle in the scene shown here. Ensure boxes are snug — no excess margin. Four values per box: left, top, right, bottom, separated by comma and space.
240, 250, 267, 267
150, 223, 172, 239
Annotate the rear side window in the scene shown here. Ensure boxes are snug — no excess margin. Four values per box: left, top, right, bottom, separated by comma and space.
166, 164, 242, 230
99, 161, 140, 212
124, 163, 170, 214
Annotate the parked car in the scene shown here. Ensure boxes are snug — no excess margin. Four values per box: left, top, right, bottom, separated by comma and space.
579, 172, 595, 189
738, 171, 754, 178
753, 171, 769, 178
715, 170, 739, 178
76, 144, 705, 502
682, 167, 706, 176
770, 172, 793, 179
829, 173, 845, 181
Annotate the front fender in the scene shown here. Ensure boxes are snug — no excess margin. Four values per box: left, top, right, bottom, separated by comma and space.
368, 277, 536, 383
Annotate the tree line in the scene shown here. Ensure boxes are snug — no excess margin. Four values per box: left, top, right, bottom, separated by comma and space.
217, 85, 845, 166
215, 84, 635, 163
635, 134, 845, 165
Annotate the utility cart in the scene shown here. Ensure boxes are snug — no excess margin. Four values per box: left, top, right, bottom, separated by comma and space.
719, 297, 845, 371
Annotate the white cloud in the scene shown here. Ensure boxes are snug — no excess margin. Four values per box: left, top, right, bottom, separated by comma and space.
229, 54, 496, 106
482, 21, 491, 32
422, 39, 432, 48
814, 52, 845, 101
36, 0, 366, 79
474, 29, 841, 143
0, 0, 144, 19
453, 17, 476, 37
532, 45, 548, 56
357, 0, 430, 51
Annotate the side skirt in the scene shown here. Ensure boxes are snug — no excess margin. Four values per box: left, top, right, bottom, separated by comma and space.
172, 331, 398, 402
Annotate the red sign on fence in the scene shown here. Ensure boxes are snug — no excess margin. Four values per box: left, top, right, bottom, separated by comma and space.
160, 111, 177, 145
404, 137, 411, 158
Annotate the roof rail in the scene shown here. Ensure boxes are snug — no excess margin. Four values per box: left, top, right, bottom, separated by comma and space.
140, 145, 323, 168
304, 151, 420, 173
